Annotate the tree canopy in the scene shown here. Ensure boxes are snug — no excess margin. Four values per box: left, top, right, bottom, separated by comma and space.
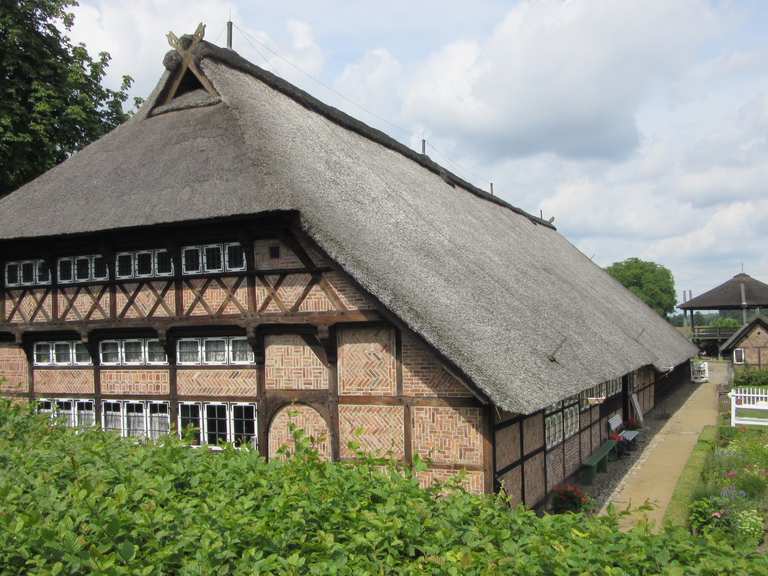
605, 257, 677, 317
0, 0, 134, 195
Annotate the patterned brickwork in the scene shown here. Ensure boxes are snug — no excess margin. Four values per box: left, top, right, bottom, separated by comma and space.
591, 423, 600, 450
324, 271, 374, 310
740, 324, 768, 366
338, 327, 396, 396
339, 404, 404, 459
580, 429, 592, 459
401, 332, 471, 397
4, 289, 53, 323
101, 370, 169, 395
522, 412, 544, 455
265, 335, 328, 390
116, 282, 175, 318
495, 422, 521, 471
298, 284, 336, 312
412, 406, 483, 466
416, 468, 484, 495
254, 240, 303, 270
177, 369, 257, 397
275, 274, 312, 309
34, 369, 94, 394
268, 404, 331, 460
564, 435, 581, 477
546, 448, 564, 491
0, 345, 28, 392
499, 465, 522, 506
58, 286, 110, 321
524, 452, 546, 506
182, 277, 248, 316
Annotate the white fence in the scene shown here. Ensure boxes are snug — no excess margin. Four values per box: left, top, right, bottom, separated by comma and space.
728, 387, 768, 427
692, 362, 709, 383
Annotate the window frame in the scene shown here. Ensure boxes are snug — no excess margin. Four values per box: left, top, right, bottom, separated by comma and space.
202, 337, 228, 365
73, 342, 92, 366
115, 252, 134, 280
124, 400, 147, 438
202, 244, 224, 273
35, 260, 51, 285
178, 401, 203, 445
57, 257, 74, 284
154, 249, 174, 277
134, 250, 155, 278
177, 338, 202, 366
76, 400, 96, 429
53, 341, 73, 366
230, 402, 258, 448
33, 342, 53, 366
224, 242, 247, 272
734, 348, 745, 365
20, 260, 37, 286
145, 339, 168, 366
181, 246, 202, 275
91, 255, 109, 281
4, 261, 20, 287
121, 339, 146, 366
99, 340, 122, 366
74, 255, 92, 283
229, 337, 254, 365
102, 400, 124, 434
147, 401, 171, 440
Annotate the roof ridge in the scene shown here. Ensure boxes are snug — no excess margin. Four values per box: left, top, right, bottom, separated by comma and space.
173, 40, 555, 230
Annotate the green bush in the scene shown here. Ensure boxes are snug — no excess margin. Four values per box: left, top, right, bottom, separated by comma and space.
733, 367, 768, 387
2, 401, 768, 575
734, 509, 765, 546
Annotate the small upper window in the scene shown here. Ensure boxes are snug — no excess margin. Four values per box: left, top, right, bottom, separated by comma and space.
123, 340, 145, 365
54, 342, 72, 365
155, 250, 173, 276
74, 342, 92, 365
203, 338, 228, 364
58, 258, 74, 284
225, 243, 246, 271
21, 261, 35, 285
116, 253, 134, 279
75, 257, 91, 282
203, 245, 223, 272
92, 256, 108, 280
100, 341, 121, 365
182, 247, 201, 275
177, 339, 201, 365
230, 338, 254, 364
36, 261, 51, 284
146, 340, 168, 365
269, 245, 281, 260
135, 251, 154, 277
34, 342, 52, 365
5, 262, 19, 286
734, 348, 745, 365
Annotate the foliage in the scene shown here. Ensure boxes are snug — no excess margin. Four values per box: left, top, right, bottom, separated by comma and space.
0, 0, 135, 195
605, 257, 677, 317
734, 367, 768, 388
665, 426, 717, 527
2, 403, 768, 574
710, 316, 740, 329
549, 484, 590, 514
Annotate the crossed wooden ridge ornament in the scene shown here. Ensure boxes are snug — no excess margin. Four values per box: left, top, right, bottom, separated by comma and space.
161, 23, 218, 105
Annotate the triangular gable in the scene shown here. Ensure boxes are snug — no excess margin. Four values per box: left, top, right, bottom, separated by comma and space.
720, 317, 768, 352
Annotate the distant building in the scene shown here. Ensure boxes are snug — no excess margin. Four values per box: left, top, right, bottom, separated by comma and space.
0, 32, 695, 507
720, 317, 768, 368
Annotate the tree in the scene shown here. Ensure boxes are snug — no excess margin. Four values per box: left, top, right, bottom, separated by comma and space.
0, 0, 135, 195
605, 257, 677, 317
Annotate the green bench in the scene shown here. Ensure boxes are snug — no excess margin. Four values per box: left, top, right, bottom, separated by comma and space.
579, 440, 616, 485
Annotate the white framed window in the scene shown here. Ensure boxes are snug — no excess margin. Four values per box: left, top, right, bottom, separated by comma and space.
203, 244, 224, 273
179, 402, 203, 445
99, 340, 121, 365
92, 255, 109, 281
56, 399, 77, 428
74, 342, 92, 366
37, 399, 54, 415
77, 400, 96, 429
154, 250, 173, 276
230, 403, 257, 448
57, 257, 74, 284
53, 342, 73, 366
34, 342, 52, 366
102, 401, 123, 433
125, 402, 146, 438
230, 337, 254, 364
203, 338, 228, 365
734, 348, 745, 365
36, 260, 51, 285
225, 243, 246, 271
545, 411, 564, 449
177, 402, 258, 448
4, 262, 20, 287
122, 340, 145, 365
182, 247, 202, 275
204, 402, 229, 446
135, 251, 154, 278
146, 339, 168, 365
177, 338, 201, 365
115, 253, 134, 279
563, 404, 579, 439
74, 256, 91, 282
20, 260, 36, 285
148, 402, 171, 440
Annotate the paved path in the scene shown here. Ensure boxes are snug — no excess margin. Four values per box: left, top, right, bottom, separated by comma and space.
601, 362, 723, 528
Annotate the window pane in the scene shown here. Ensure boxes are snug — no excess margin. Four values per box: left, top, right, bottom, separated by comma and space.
204, 245, 223, 272
206, 404, 228, 445
183, 248, 201, 273
149, 403, 170, 440
103, 402, 122, 433
56, 400, 76, 428
58, 259, 73, 283
77, 401, 95, 429
101, 342, 120, 364
5, 263, 19, 285
232, 405, 256, 447
204, 339, 227, 364
21, 262, 35, 284
54, 342, 72, 365
37, 400, 53, 414
735, 349, 744, 363
92, 256, 108, 280
116, 254, 133, 277
269, 245, 280, 260
136, 252, 153, 276
74, 342, 91, 364
75, 257, 91, 281
34, 343, 51, 365
156, 251, 172, 275
180, 404, 201, 445
36, 261, 50, 284
146, 340, 167, 364
125, 403, 145, 438
178, 340, 200, 364
226, 244, 245, 270
230, 339, 253, 363
123, 341, 144, 364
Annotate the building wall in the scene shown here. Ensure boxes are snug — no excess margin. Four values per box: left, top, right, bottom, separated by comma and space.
0, 344, 28, 393
738, 324, 768, 368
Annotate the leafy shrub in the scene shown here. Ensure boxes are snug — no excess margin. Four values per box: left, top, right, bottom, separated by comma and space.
735, 466, 768, 499
710, 316, 741, 329
2, 401, 768, 575
733, 367, 768, 388
689, 496, 731, 535
550, 484, 590, 514
734, 509, 765, 546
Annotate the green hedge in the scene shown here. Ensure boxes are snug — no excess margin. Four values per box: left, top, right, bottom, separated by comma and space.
2, 401, 768, 575
733, 367, 768, 387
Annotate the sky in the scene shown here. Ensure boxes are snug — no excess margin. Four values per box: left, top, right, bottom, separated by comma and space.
66, 0, 768, 302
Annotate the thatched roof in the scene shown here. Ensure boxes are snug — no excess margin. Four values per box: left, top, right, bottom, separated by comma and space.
720, 317, 768, 353
680, 273, 768, 311
0, 39, 696, 414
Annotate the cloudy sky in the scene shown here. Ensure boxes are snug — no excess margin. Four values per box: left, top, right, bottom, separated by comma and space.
67, 0, 768, 301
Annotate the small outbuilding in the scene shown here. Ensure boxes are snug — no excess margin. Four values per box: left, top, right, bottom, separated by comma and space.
720, 317, 768, 368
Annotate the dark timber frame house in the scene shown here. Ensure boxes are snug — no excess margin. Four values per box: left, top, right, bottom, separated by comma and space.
0, 30, 696, 507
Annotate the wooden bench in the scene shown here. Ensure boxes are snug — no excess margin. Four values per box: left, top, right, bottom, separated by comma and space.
608, 414, 639, 448
579, 440, 616, 485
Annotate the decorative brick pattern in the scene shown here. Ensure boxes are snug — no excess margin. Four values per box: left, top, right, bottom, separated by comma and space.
177, 369, 257, 397
546, 448, 564, 491
339, 404, 404, 459
268, 404, 331, 460
524, 452, 546, 506
298, 284, 336, 312
5, 289, 53, 323
416, 468, 484, 495
265, 335, 328, 390
58, 286, 110, 322
34, 369, 94, 394
261, 275, 284, 313
0, 345, 28, 392
401, 332, 471, 397
182, 278, 248, 317
495, 422, 521, 471
324, 271, 374, 310
499, 465, 522, 506
412, 406, 483, 466
580, 429, 592, 459
522, 412, 544, 455
740, 324, 768, 366
254, 240, 303, 270
117, 282, 175, 319
101, 370, 169, 395
564, 435, 581, 477
338, 327, 396, 396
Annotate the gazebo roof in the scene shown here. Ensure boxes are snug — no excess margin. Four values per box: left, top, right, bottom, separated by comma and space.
680, 273, 768, 311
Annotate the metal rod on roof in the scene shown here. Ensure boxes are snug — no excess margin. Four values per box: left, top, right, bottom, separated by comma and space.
490, 182, 494, 196
226, 20, 233, 48
421, 139, 426, 155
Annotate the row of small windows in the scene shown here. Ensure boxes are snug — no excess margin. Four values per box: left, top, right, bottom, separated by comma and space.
38, 398, 257, 448
33, 341, 93, 366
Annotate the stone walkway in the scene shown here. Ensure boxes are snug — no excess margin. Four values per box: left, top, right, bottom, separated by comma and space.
601, 362, 723, 528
